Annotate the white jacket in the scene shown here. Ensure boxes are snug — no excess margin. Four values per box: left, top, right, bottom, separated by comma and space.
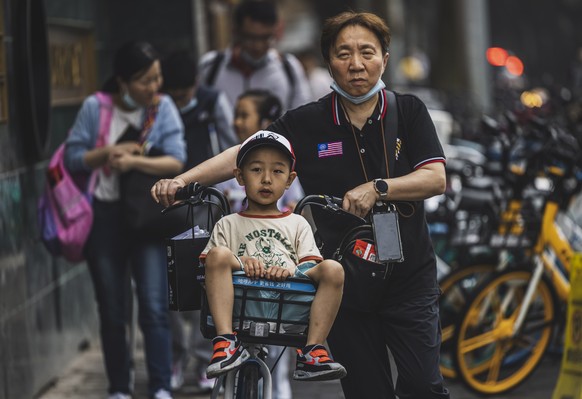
198, 47, 312, 112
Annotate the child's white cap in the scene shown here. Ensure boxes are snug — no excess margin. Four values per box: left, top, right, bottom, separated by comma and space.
236, 130, 296, 171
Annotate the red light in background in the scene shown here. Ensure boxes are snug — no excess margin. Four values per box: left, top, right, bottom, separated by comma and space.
486, 47, 525, 76
505, 56, 524, 76
486, 47, 508, 66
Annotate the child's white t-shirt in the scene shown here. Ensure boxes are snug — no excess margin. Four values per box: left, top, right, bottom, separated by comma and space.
200, 211, 322, 269
199, 211, 322, 331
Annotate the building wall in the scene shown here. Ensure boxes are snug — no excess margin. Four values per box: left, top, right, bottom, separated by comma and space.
0, 1, 99, 397
0, 1, 195, 398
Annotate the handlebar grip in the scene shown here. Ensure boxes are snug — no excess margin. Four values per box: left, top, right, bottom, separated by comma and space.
174, 182, 200, 201
294, 194, 343, 214
329, 196, 343, 206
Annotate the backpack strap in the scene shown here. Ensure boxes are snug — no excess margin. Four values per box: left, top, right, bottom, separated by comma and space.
383, 90, 398, 178
204, 90, 221, 156
280, 53, 296, 108
81, 92, 115, 192
205, 51, 225, 87
94, 91, 114, 149
383, 90, 415, 218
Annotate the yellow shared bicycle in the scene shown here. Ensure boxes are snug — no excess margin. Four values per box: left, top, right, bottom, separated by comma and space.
451, 126, 582, 395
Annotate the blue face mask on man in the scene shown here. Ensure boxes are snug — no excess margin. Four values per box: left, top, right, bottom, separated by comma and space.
240, 49, 269, 69
330, 79, 386, 104
179, 97, 198, 114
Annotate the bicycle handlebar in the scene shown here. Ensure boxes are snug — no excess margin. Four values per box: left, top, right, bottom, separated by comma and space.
295, 194, 342, 214
162, 182, 231, 215
294, 194, 368, 227
174, 182, 203, 201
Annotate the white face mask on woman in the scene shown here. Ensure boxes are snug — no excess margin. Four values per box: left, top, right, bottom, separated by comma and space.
330, 78, 386, 104
122, 91, 140, 109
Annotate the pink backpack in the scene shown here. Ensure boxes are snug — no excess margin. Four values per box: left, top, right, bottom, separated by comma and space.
38, 92, 113, 262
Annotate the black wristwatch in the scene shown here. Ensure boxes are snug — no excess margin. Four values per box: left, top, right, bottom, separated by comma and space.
373, 178, 389, 201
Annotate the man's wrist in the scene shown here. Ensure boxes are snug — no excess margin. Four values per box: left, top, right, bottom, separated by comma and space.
373, 178, 389, 201
174, 177, 187, 187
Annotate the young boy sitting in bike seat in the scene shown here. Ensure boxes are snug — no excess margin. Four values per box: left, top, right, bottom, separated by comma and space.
199, 130, 347, 382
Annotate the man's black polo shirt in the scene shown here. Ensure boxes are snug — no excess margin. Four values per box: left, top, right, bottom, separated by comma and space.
268, 90, 446, 300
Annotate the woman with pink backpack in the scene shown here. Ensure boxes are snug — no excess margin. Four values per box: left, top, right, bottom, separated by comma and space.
63, 41, 185, 399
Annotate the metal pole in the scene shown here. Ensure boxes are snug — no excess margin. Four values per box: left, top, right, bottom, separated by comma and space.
192, 0, 208, 59
385, 0, 406, 87
457, 0, 493, 114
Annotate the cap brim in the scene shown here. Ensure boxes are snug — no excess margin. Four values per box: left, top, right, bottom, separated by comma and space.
236, 139, 295, 170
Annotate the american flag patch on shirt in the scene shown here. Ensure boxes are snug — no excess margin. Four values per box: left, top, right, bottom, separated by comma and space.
318, 141, 343, 158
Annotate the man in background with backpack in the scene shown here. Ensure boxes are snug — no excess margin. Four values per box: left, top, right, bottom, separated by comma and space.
198, 0, 311, 112
160, 50, 238, 393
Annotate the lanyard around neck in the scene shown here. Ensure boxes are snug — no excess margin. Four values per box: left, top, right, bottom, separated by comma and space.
339, 97, 390, 182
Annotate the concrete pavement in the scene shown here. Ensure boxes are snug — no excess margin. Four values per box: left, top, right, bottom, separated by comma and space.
34, 339, 345, 399
36, 339, 561, 399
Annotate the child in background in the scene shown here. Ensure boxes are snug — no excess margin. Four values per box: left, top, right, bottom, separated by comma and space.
233, 89, 281, 142
219, 90, 304, 214
200, 131, 347, 384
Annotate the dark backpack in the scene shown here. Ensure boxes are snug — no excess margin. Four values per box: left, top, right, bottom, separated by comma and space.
180, 85, 221, 170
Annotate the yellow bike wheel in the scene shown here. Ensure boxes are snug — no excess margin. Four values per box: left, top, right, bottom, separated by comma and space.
439, 263, 497, 379
453, 268, 556, 395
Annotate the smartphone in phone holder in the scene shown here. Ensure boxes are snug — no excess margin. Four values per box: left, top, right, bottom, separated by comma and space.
371, 204, 404, 263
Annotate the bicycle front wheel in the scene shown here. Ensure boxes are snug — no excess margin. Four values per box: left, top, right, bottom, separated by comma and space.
453, 268, 557, 395
236, 362, 260, 399
439, 263, 497, 379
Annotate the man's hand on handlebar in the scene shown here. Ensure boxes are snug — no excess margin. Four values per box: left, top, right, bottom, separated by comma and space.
151, 177, 187, 208
342, 181, 377, 218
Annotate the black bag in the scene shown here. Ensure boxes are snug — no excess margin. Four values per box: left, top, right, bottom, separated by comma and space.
117, 98, 190, 239
335, 225, 392, 312
120, 170, 191, 239
304, 201, 391, 313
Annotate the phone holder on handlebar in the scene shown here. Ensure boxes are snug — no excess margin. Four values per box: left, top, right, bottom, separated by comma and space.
295, 194, 394, 312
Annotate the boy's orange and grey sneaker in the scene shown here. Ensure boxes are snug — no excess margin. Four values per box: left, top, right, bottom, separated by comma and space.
293, 344, 347, 381
206, 334, 250, 378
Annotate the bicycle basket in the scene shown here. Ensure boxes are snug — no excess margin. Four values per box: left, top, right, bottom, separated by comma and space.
200, 275, 316, 347
489, 196, 542, 249
166, 186, 230, 311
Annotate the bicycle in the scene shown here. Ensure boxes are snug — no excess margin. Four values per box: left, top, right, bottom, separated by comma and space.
167, 185, 352, 399
450, 125, 582, 394
435, 112, 541, 379
200, 274, 317, 399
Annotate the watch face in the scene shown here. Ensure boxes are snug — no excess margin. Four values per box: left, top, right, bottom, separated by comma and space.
375, 179, 388, 193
